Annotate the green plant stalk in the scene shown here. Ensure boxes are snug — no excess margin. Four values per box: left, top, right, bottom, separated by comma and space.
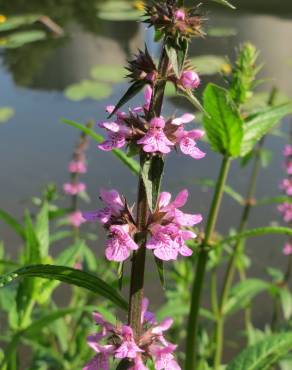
185, 155, 231, 370
213, 89, 278, 368
127, 46, 169, 340
213, 141, 263, 369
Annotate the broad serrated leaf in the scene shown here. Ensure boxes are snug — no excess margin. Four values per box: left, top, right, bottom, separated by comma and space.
224, 279, 270, 315
62, 119, 140, 175
0, 208, 25, 239
203, 83, 243, 157
226, 332, 292, 370
0, 265, 127, 310
240, 103, 292, 156
141, 155, 164, 211
109, 80, 146, 118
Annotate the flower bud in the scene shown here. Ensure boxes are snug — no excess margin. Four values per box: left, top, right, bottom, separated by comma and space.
180, 70, 200, 90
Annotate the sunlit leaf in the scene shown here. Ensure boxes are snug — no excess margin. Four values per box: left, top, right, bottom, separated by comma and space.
64, 80, 112, 101
203, 83, 243, 157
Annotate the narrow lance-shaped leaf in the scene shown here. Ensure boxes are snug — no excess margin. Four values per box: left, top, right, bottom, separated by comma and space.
240, 102, 292, 156
211, 0, 236, 10
0, 209, 25, 239
35, 201, 49, 258
0, 265, 128, 310
203, 83, 243, 157
226, 332, 292, 370
219, 226, 292, 246
108, 80, 146, 118
165, 38, 188, 78
62, 119, 140, 175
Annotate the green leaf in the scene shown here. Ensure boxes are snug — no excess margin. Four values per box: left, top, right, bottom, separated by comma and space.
24, 210, 41, 264
141, 155, 164, 211
259, 149, 272, 168
64, 80, 112, 101
90, 65, 125, 83
226, 332, 292, 370
154, 257, 165, 289
165, 38, 188, 78
62, 119, 140, 175
0, 265, 128, 310
220, 226, 292, 246
0, 107, 14, 123
2, 30, 47, 48
208, 27, 237, 37
256, 196, 292, 206
195, 178, 244, 205
211, 0, 235, 9
35, 202, 49, 258
36, 241, 84, 304
0, 14, 40, 32
189, 55, 227, 75
0, 208, 25, 239
279, 288, 292, 320
179, 88, 205, 113
203, 83, 243, 157
109, 80, 146, 118
224, 279, 270, 315
240, 103, 292, 156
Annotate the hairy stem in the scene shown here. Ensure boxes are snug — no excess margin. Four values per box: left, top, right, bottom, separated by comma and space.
127, 45, 169, 341
185, 156, 231, 370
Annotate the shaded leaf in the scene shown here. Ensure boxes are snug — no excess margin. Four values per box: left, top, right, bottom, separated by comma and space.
240, 103, 292, 156
165, 38, 188, 78
203, 83, 243, 157
211, 0, 235, 10
226, 332, 292, 370
109, 80, 146, 117
0, 265, 128, 310
225, 279, 270, 315
141, 155, 164, 211
0, 209, 25, 239
154, 257, 165, 289
208, 27, 237, 37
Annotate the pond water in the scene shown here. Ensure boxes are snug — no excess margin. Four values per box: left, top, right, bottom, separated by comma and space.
0, 0, 292, 361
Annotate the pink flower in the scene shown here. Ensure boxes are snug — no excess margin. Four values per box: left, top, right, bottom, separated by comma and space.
115, 326, 143, 359
150, 344, 181, 370
68, 210, 86, 227
68, 160, 87, 173
63, 182, 86, 195
278, 203, 292, 223
137, 117, 174, 154
175, 127, 205, 159
279, 179, 292, 196
82, 188, 124, 225
141, 298, 156, 325
84, 302, 180, 370
174, 9, 185, 21
283, 145, 292, 157
179, 70, 200, 90
105, 224, 138, 262
144, 85, 153, 111
157, 189, 203, 227
285, 160, 292, 175
283, 242, 292, 256
146, 224, 195, 261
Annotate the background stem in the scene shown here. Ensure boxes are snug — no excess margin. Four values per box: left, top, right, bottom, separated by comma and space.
185, 155, 231, 370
